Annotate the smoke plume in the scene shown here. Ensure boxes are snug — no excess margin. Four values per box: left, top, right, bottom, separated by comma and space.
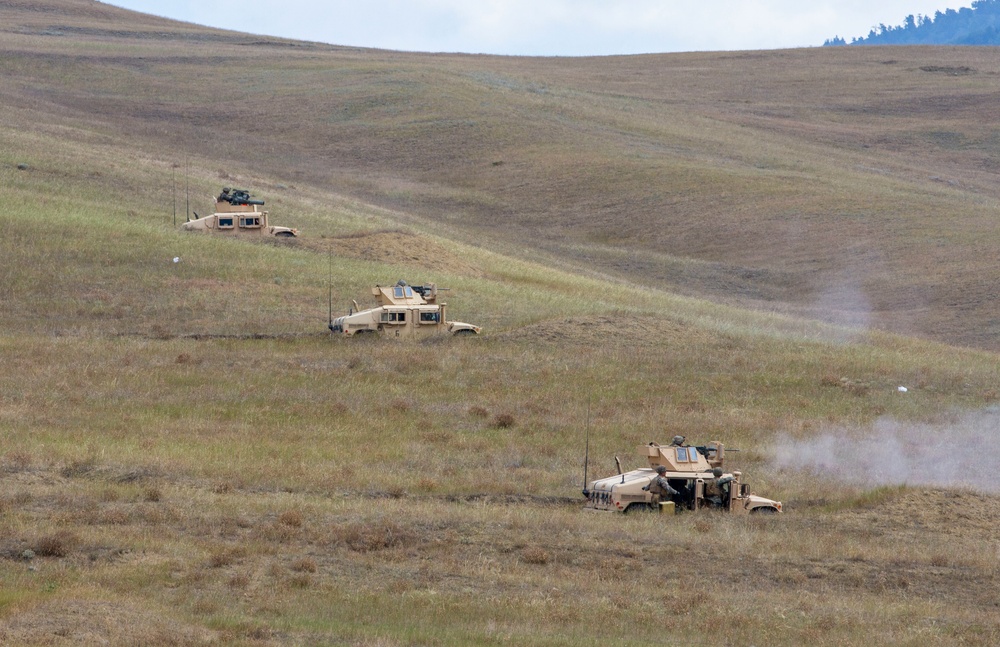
772, 407, 1000, 493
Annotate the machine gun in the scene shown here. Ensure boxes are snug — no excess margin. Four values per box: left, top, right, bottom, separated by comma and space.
217, 187, 265, 206
694, 445, 739, 460
410, 285, 450, 298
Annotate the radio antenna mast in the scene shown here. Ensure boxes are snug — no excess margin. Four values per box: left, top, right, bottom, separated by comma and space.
582, 397, 591, 495
327, 249, 334, 332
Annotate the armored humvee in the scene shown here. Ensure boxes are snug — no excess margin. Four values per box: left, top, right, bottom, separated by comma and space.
584, 440, 782, 515
329, 280, 481, 338
181, 188, 298, 238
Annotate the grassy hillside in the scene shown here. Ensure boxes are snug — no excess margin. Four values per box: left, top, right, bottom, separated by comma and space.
4, 1, 1000, 348
2, 1, 1000, 645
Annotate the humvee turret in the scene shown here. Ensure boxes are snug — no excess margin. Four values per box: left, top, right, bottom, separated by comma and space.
181, 188, 298, 238
329, 280, 481, 338
584, 440, 782, 515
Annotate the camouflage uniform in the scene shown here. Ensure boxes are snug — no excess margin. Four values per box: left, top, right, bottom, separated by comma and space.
704, 467, 734, 507
646, 466, 679, 506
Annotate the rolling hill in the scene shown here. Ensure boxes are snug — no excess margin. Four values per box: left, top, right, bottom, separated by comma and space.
4, 0, 1000, 349
2, 1, 1000, 645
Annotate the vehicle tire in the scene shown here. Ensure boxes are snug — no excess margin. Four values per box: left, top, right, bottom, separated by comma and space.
750, 506, 777, 515
453, 329, 476, 336
275, 232, 295, 238
624, 503, 654, 514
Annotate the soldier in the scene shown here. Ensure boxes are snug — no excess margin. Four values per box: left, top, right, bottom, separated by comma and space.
704, 466, 734, 508
670, 435, 686, 447
644, 465, 679, 508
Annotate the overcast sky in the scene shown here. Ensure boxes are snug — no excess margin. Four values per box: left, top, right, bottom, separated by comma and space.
104, 1, 974, 56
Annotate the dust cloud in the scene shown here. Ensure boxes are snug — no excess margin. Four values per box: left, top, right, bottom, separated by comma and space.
772, 407, 1000, 493
807, 265, 878, 344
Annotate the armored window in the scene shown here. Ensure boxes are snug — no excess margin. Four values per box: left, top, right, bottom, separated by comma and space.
380, 311, 406, 324
404, 286, 413, 297
675, 447, 688, 463
394, 287, 404, 299
687, 447, 700, 462
239, 216, 261, 228
419, 310, 440, 324
217, 217, 234, 229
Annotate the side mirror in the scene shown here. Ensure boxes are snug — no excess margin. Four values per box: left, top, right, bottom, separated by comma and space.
740, 483, 751, 497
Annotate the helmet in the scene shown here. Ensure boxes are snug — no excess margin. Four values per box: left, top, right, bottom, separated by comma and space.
672, 435, 685, 445
712, 467, 723, 478
655, 465, 667, 474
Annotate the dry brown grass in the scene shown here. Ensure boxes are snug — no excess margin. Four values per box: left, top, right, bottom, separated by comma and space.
3, 2, 1000, 645
278, 509, 304, 528
32, 530, 81, 558
2, 3, 1000, 349
4, 473, 1000, 645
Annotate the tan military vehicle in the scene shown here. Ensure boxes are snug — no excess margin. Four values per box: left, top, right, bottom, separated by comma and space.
584, 440, 782, 515
329, 280, 481, 338
181, 188, 298, 238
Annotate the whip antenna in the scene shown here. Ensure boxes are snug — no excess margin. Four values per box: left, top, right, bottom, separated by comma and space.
327, 248, 334, 331
582, 397, 591, 495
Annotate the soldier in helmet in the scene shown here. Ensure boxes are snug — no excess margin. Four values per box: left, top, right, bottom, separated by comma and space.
643, 465, 680, 509
670, 435, 686, 447
703, 466, 734, 508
